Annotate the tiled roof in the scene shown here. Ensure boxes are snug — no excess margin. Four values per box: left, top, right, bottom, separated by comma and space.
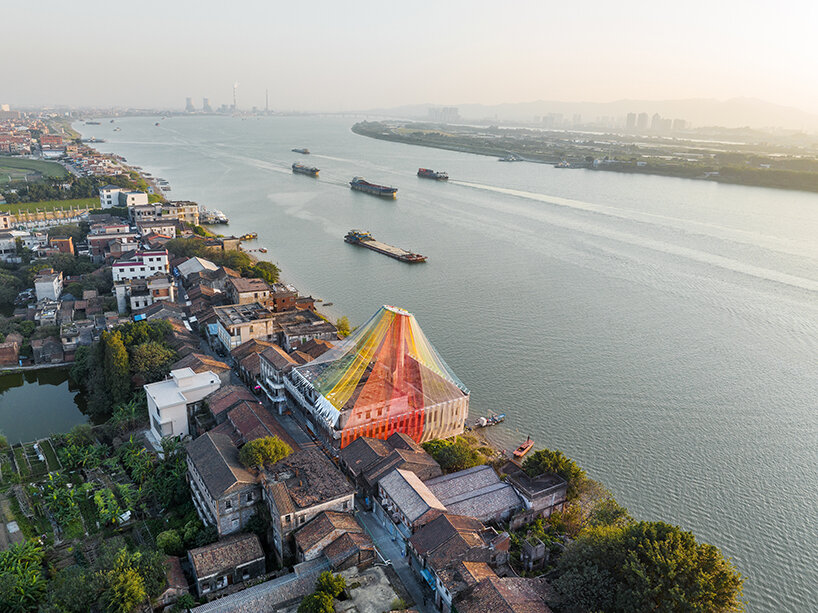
229, 277, 271, 294
409, 513, 486, 555
453, 576, 553, 613
297, 338, 334, 359
324, 531, 375, 569
239, 352, 262, 377
425, 466, 522, 522
362, 448, 442, 487
231, 338, 278, 361
206, 385, 257, 417
293, 511, 363, 554
437, 561, 496, 599
173, 352, 230, 375
186, 431, 255, 499
263, 448, 353, 515
339, 436, 392, 477
379, 468, 445, 525
260, 345, 299, 372
189, 533, 264, 580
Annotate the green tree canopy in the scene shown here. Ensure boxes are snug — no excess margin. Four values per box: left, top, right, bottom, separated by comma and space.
156, 529, 184, 557
239, 436, 293, 470
129, 341, 176, 382
553, 521, 744, 613
0, 541, 46, 613
297, 591, 334, 613
422, 437, 486, 473
315, 571, 346, 598
102, 331, 131, 406
523, 448, 587, 498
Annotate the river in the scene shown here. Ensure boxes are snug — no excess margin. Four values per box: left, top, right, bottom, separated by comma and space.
79, 115, 818, 611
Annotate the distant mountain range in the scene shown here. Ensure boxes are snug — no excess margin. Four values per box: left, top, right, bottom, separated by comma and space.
364, 98, 818, 132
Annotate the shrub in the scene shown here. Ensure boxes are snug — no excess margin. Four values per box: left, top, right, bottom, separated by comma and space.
156, 529, 184, 556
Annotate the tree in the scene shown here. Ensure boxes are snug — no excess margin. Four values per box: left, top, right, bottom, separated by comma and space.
422, 437, 485, 472
102, 331, 131, 406
248, 260, 280, 284
129, 341, 176, 382
315, 571, 346, 598
523, 448, 587, 498
297, 592, 334, 613
156, 529, 184, 556
0, 541, 46, 613
553, 521, 744, 613
336, 316, 351, 338
239, 436, 292, 470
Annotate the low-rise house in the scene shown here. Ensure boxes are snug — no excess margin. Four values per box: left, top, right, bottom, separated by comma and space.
157, 556, 189, 609
339, 433, 442, 503
34, 299, 60, 326
377, 468, 447, 546
262, 448, 355, 563
0, 339, 20, 365
186, 266, 240, 292
177, 256, 218, 279
257, 343, 308, 410
114, 272, 177, 313
34, 269, 63, 301
408, 513, 511, 613
99, 184, 124, 208
136, 219, 184, 238
112, 249, 170, 282
188, 533, 265, 597
31, 337, 64, 364
172, 352, 232, 386
500, 461, 568, 525
230, 338, 278, 385
60, 321, 95, 355
49, 236, 74, 255
204, 384, 258, 425
227, 276, 271, 305
213, 400, 298, 448
186, 431, 261, 536
132, 301, 188, 322
425, 465, 522, 524
214, 303, 276, 351
145, 367, 221, 442
294, 511, 375, 570
453, 576, 553, 613
269, 283, 298, 312
277, 309, 338, 351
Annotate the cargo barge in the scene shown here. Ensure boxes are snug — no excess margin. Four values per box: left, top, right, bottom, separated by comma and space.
349, 177, 398, 198
344, 230, 426, 263
417, 168, 448, 180
292, 162, 319, 176
292, 148, 310, 154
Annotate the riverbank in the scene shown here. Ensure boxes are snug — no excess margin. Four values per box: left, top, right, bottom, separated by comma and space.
352, 120, 818, 194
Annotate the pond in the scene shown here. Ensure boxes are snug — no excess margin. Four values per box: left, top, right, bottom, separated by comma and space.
0, 368, 88, 443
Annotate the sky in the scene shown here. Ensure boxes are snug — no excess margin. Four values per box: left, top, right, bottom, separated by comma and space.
4, 0, 818, 114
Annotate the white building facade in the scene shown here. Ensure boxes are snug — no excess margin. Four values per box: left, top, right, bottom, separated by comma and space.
145, 368, 221, 442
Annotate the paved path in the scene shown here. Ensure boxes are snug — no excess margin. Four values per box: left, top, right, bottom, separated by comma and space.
356, 507, 433, 613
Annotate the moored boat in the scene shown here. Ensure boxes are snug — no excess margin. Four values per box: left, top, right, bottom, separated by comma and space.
349, 177, 398, 198
417, 168, 449, 180
292, 162, 319, 176
513, 436, 534, 458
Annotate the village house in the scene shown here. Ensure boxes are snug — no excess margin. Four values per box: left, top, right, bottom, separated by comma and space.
376, 468, 447, 549
293, 511, 376, 570
453, 576, 553, 613
214, 302, 277, 351
188, 533, 265, 597
112, 249, 170, 282
499, 461, 568, 525
186, 431, 261, 536
34, 269, 63, 301
136, 219, 184, 239
339, 433, 442, 504
203, 384, 258, 425
257, 344, 308, 411
144, 367, 221, 442
48, 236, 74, 255
424, 465, 523, 524
229, 338, 278, 385
227, 276, 271, 305
172, 352, 232, 386
177, 256, 218, 279
114, 272, 176, 313
262, 447, 355, 563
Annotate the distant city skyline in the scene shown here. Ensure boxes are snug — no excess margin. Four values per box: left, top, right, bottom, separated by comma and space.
5, 0, 818, 120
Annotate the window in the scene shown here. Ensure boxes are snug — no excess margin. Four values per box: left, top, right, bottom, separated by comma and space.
247, 492, 254, 502
232, 518, 239, 527
299, 515, 305, 525
225, 499, 232, 510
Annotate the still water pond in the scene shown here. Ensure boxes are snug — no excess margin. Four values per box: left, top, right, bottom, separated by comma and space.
0, 368, 87, 443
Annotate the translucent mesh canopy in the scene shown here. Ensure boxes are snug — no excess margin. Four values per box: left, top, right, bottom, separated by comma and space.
297, 305, 469, 444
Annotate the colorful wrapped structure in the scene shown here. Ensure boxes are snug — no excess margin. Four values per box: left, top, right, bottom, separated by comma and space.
290, 305, 469, 448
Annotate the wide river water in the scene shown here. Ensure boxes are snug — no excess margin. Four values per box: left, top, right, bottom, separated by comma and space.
79, 116, 818, 611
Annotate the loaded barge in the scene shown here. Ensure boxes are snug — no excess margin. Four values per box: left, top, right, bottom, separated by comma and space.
292, 162, 319, 176
417, 168, 448, 180
349, 177, 398, 198
344, 230, 426, 263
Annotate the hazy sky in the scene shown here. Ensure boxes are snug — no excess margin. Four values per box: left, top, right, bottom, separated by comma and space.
4, 0, 818, 112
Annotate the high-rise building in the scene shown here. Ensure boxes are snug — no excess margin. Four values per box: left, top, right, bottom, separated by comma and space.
202, 98, 213, 113
637, 112, 649, 130
428, 107, 460, 123
650, 113, 662, 131
185, 97, 195, 113
672, 118, 687, 131
626, 113, 637, 130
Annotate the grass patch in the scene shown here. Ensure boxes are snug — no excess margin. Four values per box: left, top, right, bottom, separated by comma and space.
40, 439, 60, 471
0, 197, 99, 215
13, 446, 29, 478
0, 157, 69, 184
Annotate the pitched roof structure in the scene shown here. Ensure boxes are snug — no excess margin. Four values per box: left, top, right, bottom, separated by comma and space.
425, 465, 522, 522
294, 305, 469, 446
206, 385, 257, 419
453, 576, 553, 613
173, 352, 230, 377
378, 468, 445, 526
293, 511, 363, 555
189, 533, 264, 580
186, 431, 255, 499
409, 513, 488, 556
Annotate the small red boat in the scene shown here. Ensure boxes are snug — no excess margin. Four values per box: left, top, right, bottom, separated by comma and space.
513, 436, 534, 458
